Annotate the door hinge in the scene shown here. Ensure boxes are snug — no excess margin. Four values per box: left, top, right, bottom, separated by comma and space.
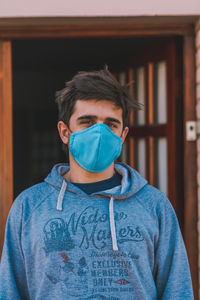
186, 121, 197, 141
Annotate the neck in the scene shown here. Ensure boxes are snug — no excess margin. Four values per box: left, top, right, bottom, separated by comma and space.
64, 154, 115, 183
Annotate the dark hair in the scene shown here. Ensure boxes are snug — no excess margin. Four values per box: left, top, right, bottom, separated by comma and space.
55, 66, 141, 128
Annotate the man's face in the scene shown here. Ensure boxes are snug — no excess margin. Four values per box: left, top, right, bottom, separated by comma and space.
58, 99, 129, 147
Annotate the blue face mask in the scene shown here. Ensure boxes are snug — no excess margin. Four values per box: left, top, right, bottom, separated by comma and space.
69, 123, 122, 173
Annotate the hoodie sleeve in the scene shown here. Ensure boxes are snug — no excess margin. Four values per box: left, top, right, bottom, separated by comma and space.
154, 197, 194, 299
0, 196, 29, 300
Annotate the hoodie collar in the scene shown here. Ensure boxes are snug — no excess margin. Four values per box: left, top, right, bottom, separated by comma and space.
44, 162, 147, 200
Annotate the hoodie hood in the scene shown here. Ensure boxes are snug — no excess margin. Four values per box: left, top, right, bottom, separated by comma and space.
44, 162, 147, 200
44, 162, 147, 251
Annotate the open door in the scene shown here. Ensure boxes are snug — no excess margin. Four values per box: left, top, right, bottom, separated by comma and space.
118, 37, 197, 297
119, 38, 184, 224
0, 41, 13, 255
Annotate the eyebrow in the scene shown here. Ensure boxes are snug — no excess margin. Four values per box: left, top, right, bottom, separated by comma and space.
77, 115, 96, 121
77, 115, 121, 124
105, 117, 121, 125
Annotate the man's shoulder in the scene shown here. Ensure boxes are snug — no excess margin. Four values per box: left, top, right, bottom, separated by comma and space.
134, 183, 170, 216
16, 181, 53, 200
141, 183, 167, 198
11, 182, 55, 218
136, 181, 167, 200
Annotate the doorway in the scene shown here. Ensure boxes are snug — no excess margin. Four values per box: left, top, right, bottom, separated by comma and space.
0, 20, 197, 296
12, 37, 183, 217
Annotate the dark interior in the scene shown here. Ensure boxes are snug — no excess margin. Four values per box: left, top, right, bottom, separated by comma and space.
12, 37, 168, 197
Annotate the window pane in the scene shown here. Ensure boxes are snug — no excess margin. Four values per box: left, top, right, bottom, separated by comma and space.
136, 138, 146, 178
136, 67, 145, 125
118, 71, 128, 164
154, 61, 167, 124
155, 137, 168, 195
118, 71, 126, 85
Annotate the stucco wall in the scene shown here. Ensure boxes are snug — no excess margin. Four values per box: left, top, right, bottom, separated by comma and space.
1, 0, 200, 17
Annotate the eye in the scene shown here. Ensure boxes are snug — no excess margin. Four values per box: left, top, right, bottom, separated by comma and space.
106, 122, 117, 129
80, 120, 94, 126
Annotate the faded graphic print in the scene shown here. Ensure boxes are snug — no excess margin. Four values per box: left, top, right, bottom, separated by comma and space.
43, 218, 89, 296
79, 295, 120, 300
43, 218, 75, 254
42, 208, 144, 298
44, 250, 89, 296
43, 207, 143, 251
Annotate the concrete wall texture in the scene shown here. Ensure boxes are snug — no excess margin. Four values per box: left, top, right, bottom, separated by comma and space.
1, 0, 200, 17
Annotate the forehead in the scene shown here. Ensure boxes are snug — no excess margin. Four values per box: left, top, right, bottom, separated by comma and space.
72, 99, 123, 119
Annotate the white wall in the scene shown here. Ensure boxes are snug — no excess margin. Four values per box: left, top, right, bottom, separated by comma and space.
1, 0, 200, 17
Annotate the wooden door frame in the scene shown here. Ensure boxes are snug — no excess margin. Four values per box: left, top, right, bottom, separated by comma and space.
183, 35, 198, 299
0, 41, 13, 258
0, 17, 197, 297
0, 18, 194, 39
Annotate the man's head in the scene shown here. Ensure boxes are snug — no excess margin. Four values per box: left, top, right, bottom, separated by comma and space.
56, 67, 141, 169
55, 66, 140, 130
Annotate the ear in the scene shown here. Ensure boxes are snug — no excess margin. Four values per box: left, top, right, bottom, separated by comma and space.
57, 121, 70, 145
121, 127, 129, 144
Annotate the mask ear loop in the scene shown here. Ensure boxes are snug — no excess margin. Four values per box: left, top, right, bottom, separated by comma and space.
66, 127, 73, 143
67, 126, 73, 135
63, 126, 72, 153
66, 128, 72, 151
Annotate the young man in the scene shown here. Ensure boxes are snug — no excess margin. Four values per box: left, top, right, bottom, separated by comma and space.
0, 68, 193, 299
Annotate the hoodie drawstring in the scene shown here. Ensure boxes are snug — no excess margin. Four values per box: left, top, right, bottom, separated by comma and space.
109, 196, 118, 252
56, 180, 118, 251
57, 180, 67, 211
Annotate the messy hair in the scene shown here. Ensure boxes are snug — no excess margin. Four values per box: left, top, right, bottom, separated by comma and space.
55, 66, 141, 129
